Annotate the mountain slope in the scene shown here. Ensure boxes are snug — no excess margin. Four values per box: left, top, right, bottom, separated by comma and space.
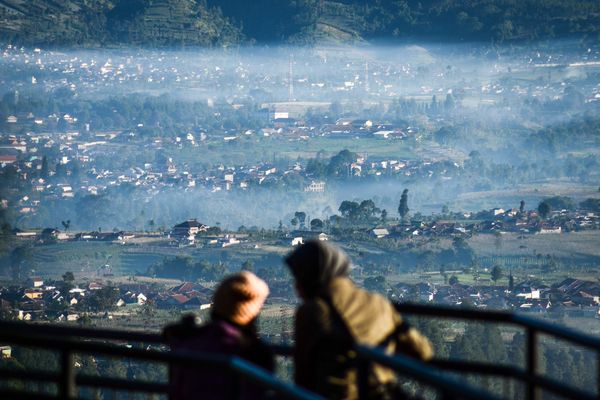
1, 0, 599, 47
0, 0, 241, 47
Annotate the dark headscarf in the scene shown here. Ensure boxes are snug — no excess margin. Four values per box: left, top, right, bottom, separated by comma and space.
285, 240, 350, 298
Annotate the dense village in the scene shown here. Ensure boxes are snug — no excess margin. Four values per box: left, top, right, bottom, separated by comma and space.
2, 202, 599, 326
0, 43, 599, 353
1, 259, 599, 325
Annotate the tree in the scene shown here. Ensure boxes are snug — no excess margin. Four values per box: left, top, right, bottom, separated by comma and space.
441, 204, 449, 215
380, 209, 387, 223
398, 189, 409, 221
310, 218, 323, 231
55, 162, 67, 178
519, 200, 525, 214
294, 211, 307, 228
10, 246, 33, 281
326, 149, 357, 178
491, 265, 503, 284
538, 201, 551, 219
357, 199, 379, 221
90, 287, 120, 311
61, 220, 71, 232
290, 217, 298, 229
40, 156, 49, 178
62, 271, 75, 284
339, 200, 359, 219
449, 275, 459, 285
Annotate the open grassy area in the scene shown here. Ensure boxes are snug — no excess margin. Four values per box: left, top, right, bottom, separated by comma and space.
468, 231, 600, 260
175, 135, 419, 167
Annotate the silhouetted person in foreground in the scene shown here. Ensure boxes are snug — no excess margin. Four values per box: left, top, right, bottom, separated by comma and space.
286, 240, 433, 399
164, 271, 274, 400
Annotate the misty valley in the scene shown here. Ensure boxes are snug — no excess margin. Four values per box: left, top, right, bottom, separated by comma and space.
1, 40, 599, 398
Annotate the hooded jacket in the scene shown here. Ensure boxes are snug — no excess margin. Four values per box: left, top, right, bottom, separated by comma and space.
287, 241, 433, 399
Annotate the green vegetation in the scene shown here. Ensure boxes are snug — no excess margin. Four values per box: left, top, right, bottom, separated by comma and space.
0, 0, 241, 47
2, 0, 599, 47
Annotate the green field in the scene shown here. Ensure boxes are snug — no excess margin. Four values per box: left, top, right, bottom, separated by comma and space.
176, 136, 419, 167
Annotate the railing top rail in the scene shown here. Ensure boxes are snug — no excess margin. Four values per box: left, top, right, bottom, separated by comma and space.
0, 327, 322, 400
393, 302, 600, 350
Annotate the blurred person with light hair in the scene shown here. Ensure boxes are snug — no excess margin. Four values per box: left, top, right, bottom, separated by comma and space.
164, 271, 273, 400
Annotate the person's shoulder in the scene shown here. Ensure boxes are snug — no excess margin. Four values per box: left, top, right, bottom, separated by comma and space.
163, 321, 210, 343
296, 297, 331, 328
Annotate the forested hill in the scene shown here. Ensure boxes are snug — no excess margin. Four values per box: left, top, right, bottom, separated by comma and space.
1, 0, 599, 47
0, 0, 241, 47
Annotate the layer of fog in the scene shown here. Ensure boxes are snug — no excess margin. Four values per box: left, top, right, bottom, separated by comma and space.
3, 41, 600, 230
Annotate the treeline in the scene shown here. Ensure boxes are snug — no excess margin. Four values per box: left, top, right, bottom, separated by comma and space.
147, 256, 229, 281
0, 90, 266, 135
213, 0, 600, 44
2, 0, 599, 47
0, 0, 241, 47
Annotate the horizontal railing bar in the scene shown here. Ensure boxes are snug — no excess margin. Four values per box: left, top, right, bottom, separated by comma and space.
0, 367, 59, 383
511, 314, 600, 349
0, 320, 163, 343
76, 375, 169, 393
394, 303, 600, 350
268, 343, 294, 356
0, 332, 319, 400
0, 388, 57, 400
356, 345, 503, 400
432, 360, 596, 400
395, 303, 515, 323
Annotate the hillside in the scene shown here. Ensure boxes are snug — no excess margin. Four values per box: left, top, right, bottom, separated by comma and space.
0, 0, 241, 47
1, 0, 599, 47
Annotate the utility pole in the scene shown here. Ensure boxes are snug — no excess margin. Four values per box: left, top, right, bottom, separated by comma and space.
288, 55, 294, 102
365, 62, 369, 93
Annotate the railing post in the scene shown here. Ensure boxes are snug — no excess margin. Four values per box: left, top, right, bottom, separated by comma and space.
60, 349, 76, 399
526, 328, 540, 400
357, 358, 370, 399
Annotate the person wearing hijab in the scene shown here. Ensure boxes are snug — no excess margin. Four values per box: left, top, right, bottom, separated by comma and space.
164, 271, 274, 400
286, 240, 433, 399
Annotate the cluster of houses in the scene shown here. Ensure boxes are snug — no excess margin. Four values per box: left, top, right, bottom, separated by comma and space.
392, 277, 600, 317
0, 127, 452, 220
3, 272, 598, 324
366, 207, 599, 240
0, 277, 214, 323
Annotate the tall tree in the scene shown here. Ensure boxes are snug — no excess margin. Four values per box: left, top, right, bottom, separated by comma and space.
491, 265, 503, 284
294, 211, 307, 228
61, 220, 71, 232
519, 200, 525, 214
398, 189, 409, 221
40, 156, 49, 179
538, 201, 551, 219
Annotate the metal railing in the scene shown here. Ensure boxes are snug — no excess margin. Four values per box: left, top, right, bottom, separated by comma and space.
391, 303, 600, 400
0, 303, 598, 400
0, 320, 322, 400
